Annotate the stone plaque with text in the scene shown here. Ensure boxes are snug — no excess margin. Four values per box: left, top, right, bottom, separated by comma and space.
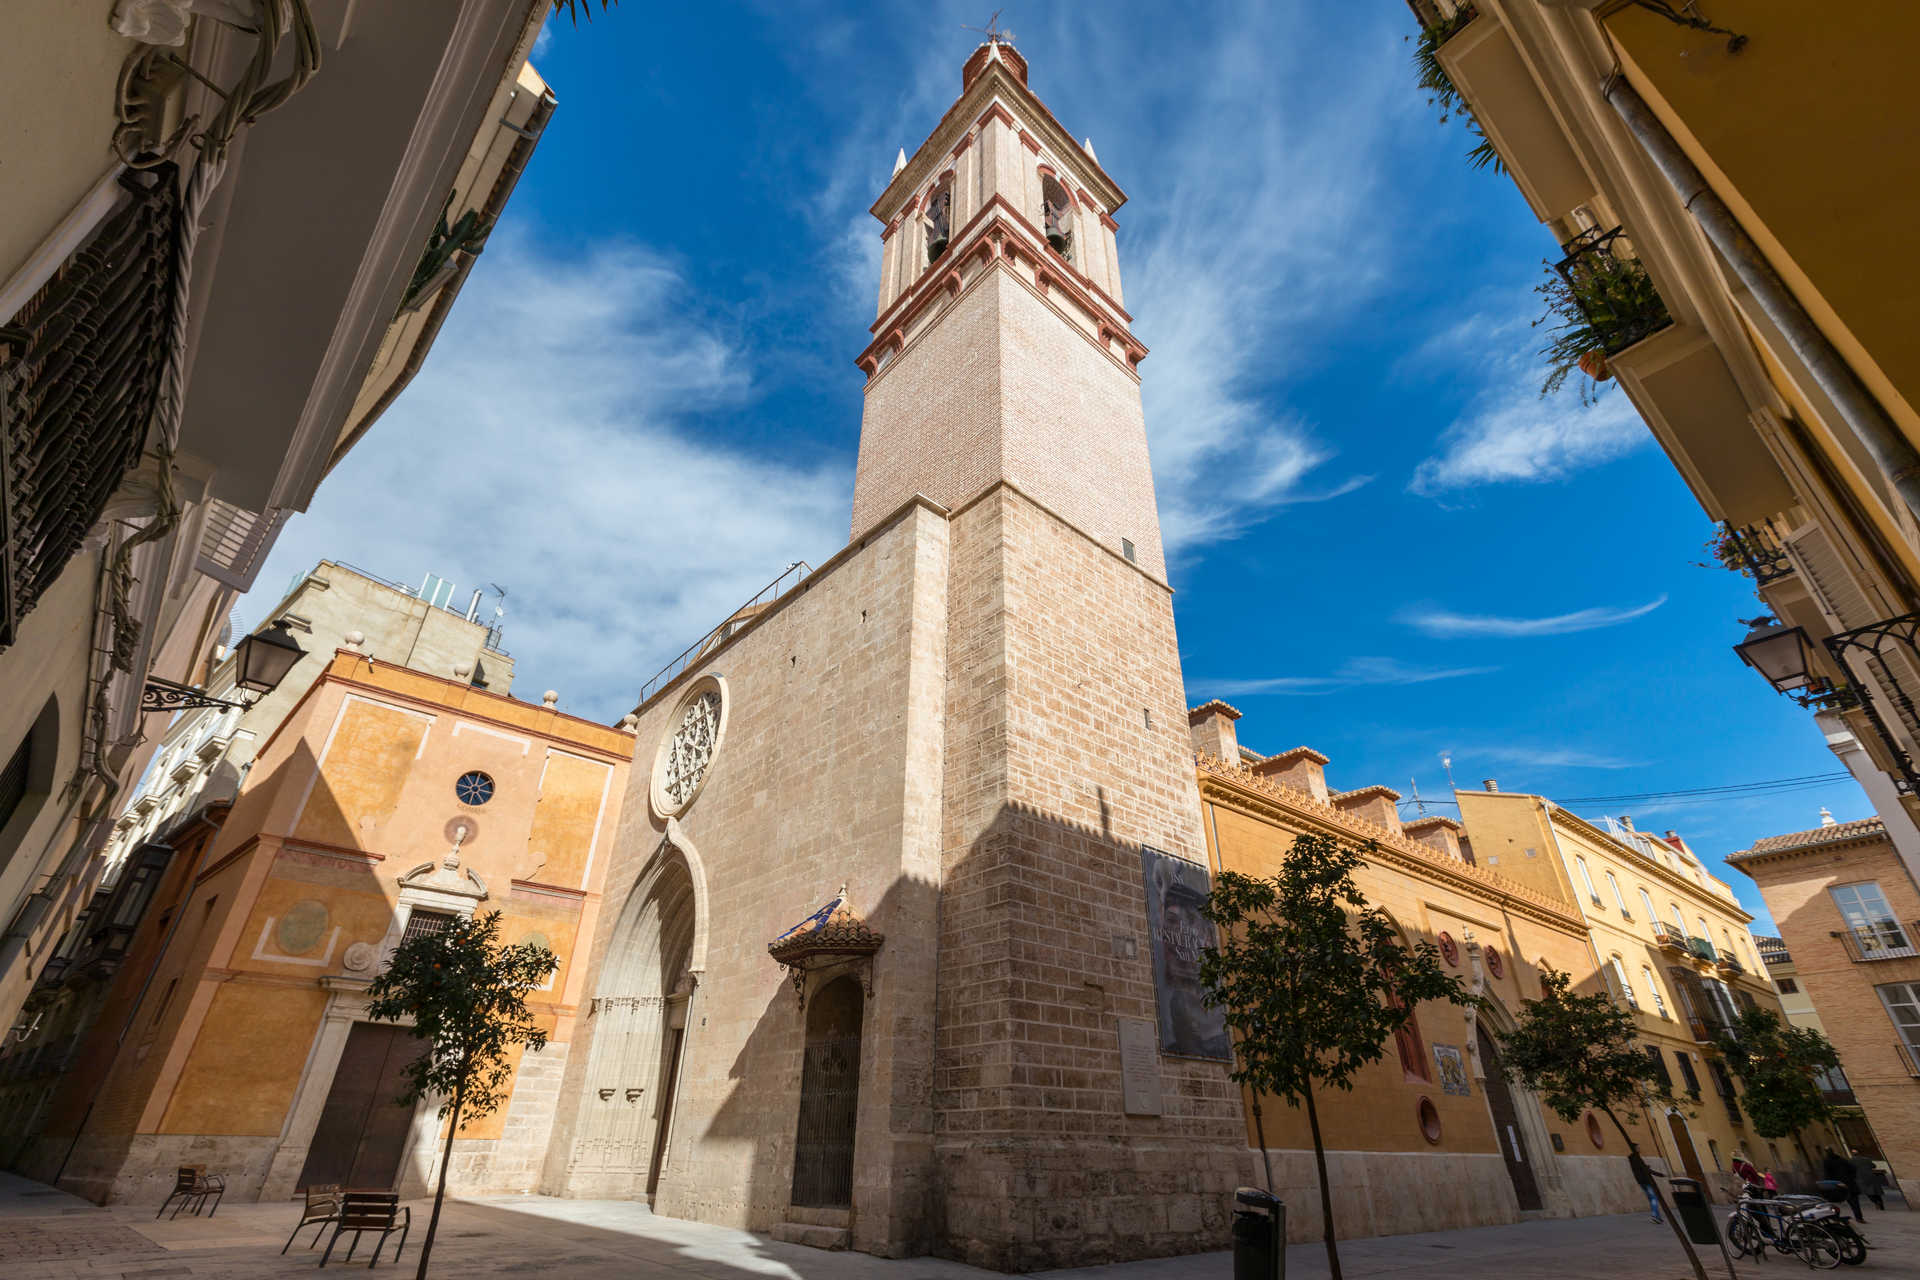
1118, 1016, 1164, 1116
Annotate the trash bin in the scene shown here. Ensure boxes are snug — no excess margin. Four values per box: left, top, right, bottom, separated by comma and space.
1232, 1186, 1284, 1280
1667, 1177, 1721, 1248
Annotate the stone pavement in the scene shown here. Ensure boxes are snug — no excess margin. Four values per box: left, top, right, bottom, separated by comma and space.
1, 1170, 1916, 1279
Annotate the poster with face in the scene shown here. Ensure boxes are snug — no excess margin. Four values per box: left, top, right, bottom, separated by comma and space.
1140, 846, 1231, 1060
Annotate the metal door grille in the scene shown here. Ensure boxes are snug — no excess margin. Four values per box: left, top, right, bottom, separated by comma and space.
0, 167, 181, 649
790, 1032, 861, 1207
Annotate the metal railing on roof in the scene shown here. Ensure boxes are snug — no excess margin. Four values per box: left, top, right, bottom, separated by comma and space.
637, 562, 812, 707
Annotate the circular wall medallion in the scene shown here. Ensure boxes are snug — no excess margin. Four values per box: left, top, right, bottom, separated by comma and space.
444, 816, 479, 845
277, 899, 330, 955
1417, 1097, 1443, 1145
1438, 931, 1459, 967
455, 771, 495, 806
1484, 946, 1504, 979
650, 675, 729, 818
522, 930, 552, 955
1586, 1113, 1605, 1149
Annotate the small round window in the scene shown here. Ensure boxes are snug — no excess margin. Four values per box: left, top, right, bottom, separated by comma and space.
455, 771, 495, 806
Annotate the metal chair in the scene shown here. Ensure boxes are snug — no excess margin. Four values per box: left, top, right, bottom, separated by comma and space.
318, 1191, 410, 1269
282, 1183, 341, 1253
155, 1165, 225, 1219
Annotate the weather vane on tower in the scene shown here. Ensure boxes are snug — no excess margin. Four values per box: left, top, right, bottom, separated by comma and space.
962, 9, 1015, 46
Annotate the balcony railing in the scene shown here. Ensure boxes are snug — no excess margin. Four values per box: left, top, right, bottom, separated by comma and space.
1686, 936, 1719, 963
1688, 1016, 1711, 1043
1653, 922, 1689, 951
1822, 610, 1920, 792
637, 561, 812, 706
1552, 225, 1673, 357
1710, 522, 1795, 585
1717, 953, 1745, 976
1819, 1085, 1859, 1107
1896, 1041, 1920, 1079
1833, 924, 1920, 963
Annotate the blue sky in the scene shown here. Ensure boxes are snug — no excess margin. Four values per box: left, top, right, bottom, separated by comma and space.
240, 2, 1874, 932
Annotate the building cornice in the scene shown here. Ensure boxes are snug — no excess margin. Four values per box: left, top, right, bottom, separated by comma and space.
1544, 804, 1752, 922
1197, 755, 1587, 933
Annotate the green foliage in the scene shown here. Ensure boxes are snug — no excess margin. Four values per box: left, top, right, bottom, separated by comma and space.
1199, 834, 1475, 1106
366, 910, 557, 1123
1534, 250, 1670, 402
1500, 968, 1674, 1125
1410, 7, 1508, 176
551, 0, 619, 23
1715, 1005, 1842, 1140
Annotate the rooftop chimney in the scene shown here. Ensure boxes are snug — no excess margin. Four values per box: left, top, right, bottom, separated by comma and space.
1819, 806, 1836, 827
1252, 746, 1330, 801
1188, 700, 1242, 762
1404, 815, 1465, 862
1332, 785, 1403, 835
1482, 779, 1498, 792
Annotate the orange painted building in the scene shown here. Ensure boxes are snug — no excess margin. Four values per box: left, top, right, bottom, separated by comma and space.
23, 648, 631, 1205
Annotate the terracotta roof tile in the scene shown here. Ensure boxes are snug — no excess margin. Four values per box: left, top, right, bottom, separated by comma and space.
1734, 817, 1886, 858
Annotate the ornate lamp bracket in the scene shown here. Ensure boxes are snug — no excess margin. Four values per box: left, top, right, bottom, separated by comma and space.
140, 677, 247, 713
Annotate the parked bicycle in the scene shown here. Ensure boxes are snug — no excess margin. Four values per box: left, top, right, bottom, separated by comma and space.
1727, 1184, 1847, 1269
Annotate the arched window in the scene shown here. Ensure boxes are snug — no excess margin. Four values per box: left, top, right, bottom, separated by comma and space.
1605, 871, 1629, 917
1641, 966, 1669, 1017
1639, 887, 1658, 926
1040, 173, 1074, 261
924, 180, 952, 264
1608, 956, 1638, 1010
1670, 903, 1687, 937
1384, 920, 1431, 1083
1575, 856, 1599, 906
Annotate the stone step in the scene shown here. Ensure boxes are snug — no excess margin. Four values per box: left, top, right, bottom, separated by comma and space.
783, 1207, 850, 1228
771, 1221, 850, 1251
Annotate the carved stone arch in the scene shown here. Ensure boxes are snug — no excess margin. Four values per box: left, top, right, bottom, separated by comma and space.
1470, 988, 1567, 1211
660, 816, 710, 977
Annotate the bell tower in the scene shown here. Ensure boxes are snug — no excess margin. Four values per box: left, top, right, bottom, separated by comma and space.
850, 38, 1166, 580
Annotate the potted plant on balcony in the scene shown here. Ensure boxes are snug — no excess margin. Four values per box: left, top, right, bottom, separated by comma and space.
1535, 246, 1672, 403
1410, 6, 1506, 175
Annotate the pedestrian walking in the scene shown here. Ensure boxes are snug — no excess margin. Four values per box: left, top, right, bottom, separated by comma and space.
1823, 1148, 1866, 1222
1851, 1154, 1887, 1211
1628, 1148, 1664, 1224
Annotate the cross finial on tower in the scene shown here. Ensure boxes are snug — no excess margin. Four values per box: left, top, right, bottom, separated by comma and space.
962, 9, 1016, 45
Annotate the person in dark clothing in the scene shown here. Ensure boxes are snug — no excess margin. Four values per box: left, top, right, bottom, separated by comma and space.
1628, 1149, 1664, 1223
1824, 1148, 1866, 1222
1852, 1155, 1888, 1211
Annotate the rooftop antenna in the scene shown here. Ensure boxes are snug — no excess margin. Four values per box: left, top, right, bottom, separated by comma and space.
1441, 753, 1457, 791
962, 9, 1015, 45
1410, 777, 1428, 818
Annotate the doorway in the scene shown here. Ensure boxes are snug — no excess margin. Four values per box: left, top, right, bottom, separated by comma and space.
1666, 1110, 1709, 1199
790, 975, 863, 1208
1476, 1024, 1543, 1211
296, 1022, 425, 1191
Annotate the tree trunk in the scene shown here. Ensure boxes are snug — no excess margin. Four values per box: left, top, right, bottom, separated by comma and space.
1250, 1093, 1274, 1193
416, 1082, 464, 1280
1302, 1082, 1340, 1280
1609, 1109, 1710, 1280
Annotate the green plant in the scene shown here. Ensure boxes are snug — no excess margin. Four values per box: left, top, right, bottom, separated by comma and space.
1199, 834, 1473, 1280
1535, 250, 1671, 401
1715, 1005, 1843, 1143
1411, 7, 1508, 176
366, 911, 557, 1280
1502, 969, 1706, 1280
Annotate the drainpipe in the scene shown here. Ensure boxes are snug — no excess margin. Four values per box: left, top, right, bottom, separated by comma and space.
1602, 76, 1920, 523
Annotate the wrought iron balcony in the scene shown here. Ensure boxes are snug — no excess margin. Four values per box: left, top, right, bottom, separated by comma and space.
1653, 921, 1689, 952
1712, 522, 1796, 584
1716, 953, 1745, 976
1822, 610, 1920, 791
1552, 225, 1673, 357
1687, 1015, 1711, 1043
1896, 1041, 1920, 1079
1833, 923, 1920, 963
1686, 936, 1719, 963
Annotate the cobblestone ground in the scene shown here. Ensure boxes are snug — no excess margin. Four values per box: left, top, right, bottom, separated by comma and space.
0, 1171, 1915, 1279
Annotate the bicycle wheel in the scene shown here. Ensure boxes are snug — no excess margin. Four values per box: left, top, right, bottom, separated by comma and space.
1788, 1221, 1844, 1270
1727, 1213, 1765, 1259
1829, 1223, 1867, 1266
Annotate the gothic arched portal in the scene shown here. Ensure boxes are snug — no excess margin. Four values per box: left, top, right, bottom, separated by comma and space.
568, 842, 698, 1198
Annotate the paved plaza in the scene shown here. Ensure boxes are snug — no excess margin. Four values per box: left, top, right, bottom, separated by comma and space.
2, 1171, 1916, 1280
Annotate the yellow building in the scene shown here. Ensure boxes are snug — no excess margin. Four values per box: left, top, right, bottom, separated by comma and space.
1455, 784, 1798, 1194
1191, 702, 1660, 1239
20, 649, 631, 1206
1730, 816, 1920, 1192
1409, 2, 1920, 875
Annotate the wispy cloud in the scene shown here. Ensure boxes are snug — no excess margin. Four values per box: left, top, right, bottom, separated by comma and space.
1454, 746, 1641, 771
236, 234, 847, 722
1200, 657, 1497, 698
1408, 309, 1649, 495
1402, 595, 1667, 638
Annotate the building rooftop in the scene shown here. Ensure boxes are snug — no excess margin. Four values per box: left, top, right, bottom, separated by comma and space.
1732, 816, 1886, 860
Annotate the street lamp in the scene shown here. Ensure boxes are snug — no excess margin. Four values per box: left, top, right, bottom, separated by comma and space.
141, 619, 308, 713
1732, 622, 1817, 694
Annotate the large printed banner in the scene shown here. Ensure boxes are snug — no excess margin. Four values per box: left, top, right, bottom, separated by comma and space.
1139, 846, 1231, 1061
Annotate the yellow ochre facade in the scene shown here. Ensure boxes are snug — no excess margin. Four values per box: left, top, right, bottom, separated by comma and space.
22, 650, 631, 1205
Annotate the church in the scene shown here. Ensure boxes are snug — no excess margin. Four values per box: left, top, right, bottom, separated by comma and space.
545, 38, 1249, 1269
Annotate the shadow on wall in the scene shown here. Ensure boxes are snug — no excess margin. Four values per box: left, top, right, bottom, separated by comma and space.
11, 737, 443, 1207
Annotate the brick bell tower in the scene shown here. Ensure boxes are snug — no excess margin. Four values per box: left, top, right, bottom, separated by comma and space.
856, 40, 1247, 1269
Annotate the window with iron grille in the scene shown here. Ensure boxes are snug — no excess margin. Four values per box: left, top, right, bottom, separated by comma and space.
401, 909, 456, 946
1674, 1051, 1701, 1099
0, 728, 28, 830
1644, 1044, 1672, 1090
1709, 1059, 1741, 1122
1, 167, 181, 648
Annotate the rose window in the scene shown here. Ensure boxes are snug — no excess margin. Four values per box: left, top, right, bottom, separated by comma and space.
661, 690, 722, 808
